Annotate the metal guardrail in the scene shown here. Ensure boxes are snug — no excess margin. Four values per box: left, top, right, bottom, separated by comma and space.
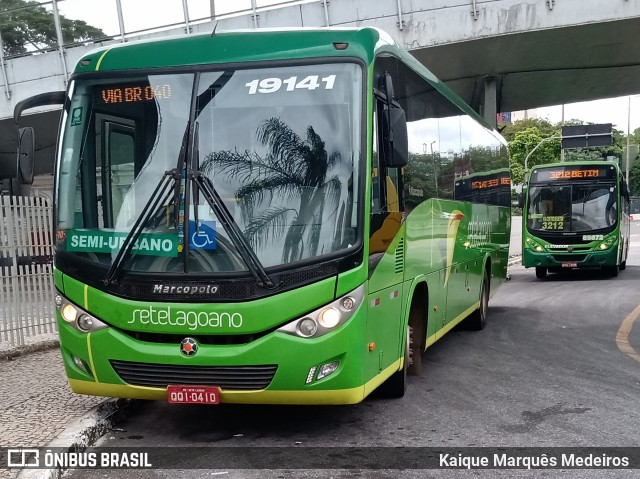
0, 195, 56, 348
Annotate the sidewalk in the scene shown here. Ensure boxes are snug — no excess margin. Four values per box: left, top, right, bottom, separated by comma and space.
0, 340, 123, 479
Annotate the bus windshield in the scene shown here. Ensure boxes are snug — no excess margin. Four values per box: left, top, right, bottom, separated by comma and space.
527, 183, 618, 233
55, 62, 362, 277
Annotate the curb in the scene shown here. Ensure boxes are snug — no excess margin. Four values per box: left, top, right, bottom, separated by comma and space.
16, 398, 132, 479
507, 256, 522, 267
1, 339, 60, 361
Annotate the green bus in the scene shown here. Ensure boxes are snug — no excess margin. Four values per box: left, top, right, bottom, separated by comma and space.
48, 27, 510, 405
522, 161, 630, 279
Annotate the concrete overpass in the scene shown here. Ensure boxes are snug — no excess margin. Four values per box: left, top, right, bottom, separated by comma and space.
2, 0, 640, 184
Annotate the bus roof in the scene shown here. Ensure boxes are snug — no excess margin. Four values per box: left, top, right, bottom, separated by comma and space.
73, 26, 494, 133
75, 27, 398, 74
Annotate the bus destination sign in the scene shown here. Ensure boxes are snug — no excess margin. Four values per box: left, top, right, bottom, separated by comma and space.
532, 165, 616, 182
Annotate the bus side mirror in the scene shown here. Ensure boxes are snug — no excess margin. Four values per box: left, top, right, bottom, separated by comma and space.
17, 127, 35, 185
517, 192, 524, 209
621, 180, 630, 202
382, 107, 408, 168
11, 127, 35, 196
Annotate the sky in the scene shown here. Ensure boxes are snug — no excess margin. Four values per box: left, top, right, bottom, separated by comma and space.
55, 1, 640, 135
531, 96, 640, 134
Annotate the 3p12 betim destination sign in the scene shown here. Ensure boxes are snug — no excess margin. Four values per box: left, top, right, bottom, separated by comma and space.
531, 164, 617, 183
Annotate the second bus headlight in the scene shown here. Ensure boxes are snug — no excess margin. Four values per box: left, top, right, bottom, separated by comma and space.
278, 285, 365, 339
526, 238, 545, 252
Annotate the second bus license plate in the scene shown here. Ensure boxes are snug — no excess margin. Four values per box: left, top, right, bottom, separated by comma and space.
561, 262, 578, 268
167, 385, 220, 404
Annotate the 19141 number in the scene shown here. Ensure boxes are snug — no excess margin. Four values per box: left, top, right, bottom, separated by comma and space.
245, 75, 336, 94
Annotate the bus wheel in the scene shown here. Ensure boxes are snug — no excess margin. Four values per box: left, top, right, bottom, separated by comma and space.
468, 270, 489, 330
376, 327, 410, 398
619, 261, 626, 271
535, 267, 547, 279
603, 265, 619, 277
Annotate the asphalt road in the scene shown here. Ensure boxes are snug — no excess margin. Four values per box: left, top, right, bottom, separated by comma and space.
66, 221, 640, 479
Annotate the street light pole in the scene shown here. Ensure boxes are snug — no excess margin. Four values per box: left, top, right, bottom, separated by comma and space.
626, 96, 631, 186
430, 141, 437, 196
524, 135, 561, 180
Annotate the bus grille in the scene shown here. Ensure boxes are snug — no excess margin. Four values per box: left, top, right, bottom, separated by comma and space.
110, 360, 277, 390
552, 254, 587, 262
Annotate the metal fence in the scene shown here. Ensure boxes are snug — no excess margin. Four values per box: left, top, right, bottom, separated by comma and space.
0, 195, 55, 348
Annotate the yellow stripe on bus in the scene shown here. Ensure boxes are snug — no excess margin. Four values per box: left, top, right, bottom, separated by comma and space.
426, 302, 481, 348
86, 333, 99, 382
95, 49, 111, 71
67, 361, 405, 405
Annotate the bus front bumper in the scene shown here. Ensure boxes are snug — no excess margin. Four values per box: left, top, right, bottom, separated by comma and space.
522, 247, 618, 269
56, 306, 399, 406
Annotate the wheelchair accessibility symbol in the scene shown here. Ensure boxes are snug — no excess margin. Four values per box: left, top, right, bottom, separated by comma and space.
188, 220, 216, 250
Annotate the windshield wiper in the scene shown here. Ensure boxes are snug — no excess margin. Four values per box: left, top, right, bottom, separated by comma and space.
104, 168, 180, 285
190, 123, 275, 289
104, 122, 192, 284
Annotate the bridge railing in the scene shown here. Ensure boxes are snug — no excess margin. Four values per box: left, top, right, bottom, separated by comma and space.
0, 0, 315, 60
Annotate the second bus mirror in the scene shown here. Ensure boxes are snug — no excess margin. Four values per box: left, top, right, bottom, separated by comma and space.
517, 192, 524, 209
382, 107, 408, 168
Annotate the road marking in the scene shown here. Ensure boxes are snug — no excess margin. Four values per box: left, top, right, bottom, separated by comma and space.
616, 304, 640, 364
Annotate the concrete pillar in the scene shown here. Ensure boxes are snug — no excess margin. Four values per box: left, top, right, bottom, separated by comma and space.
482, 77, 497, 130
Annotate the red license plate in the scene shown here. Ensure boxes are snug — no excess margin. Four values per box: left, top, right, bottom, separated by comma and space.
561, 262, 578, 268
167, 385, 220, 404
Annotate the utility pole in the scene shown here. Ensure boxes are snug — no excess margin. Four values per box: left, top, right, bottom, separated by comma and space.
627, 96, 631, 185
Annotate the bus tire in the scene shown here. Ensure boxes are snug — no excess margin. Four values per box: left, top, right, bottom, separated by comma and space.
619, 261, 626, 271
467, 270, 489, 330
535, 267, 547, 279
603, 265, 619, 277
376, 327, 410, 398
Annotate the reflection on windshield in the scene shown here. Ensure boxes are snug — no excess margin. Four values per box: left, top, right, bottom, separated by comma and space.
527, 184, 617, 232
201, 117, 345, 264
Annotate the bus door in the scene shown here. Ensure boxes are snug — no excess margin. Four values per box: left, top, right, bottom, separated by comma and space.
365, 95, 405, 378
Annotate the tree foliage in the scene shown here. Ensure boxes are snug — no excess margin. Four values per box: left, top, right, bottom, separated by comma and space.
201, 117, 343, 263
508, 127, 561, 184
500, 117, 557, 143
1, 0, 105, 56
505, 117, 634, 186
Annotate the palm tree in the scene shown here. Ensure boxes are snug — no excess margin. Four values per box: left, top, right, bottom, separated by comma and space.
201, 117, 343, 263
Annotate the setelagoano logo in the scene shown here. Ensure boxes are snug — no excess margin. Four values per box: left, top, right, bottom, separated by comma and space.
128, 305, 243, 331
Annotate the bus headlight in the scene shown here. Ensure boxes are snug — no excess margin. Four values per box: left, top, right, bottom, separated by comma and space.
598, 236, 616, 250
76, 314, 95, 332
318, 307, 340, 328
278, 285, 365, 339
526, 239, 545, 252
56, 290, 108, 333
297, 318, 317, 337
61, 303, 78, 323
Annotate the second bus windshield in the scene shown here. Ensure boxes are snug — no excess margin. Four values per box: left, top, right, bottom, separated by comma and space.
527, 183, 618, 233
